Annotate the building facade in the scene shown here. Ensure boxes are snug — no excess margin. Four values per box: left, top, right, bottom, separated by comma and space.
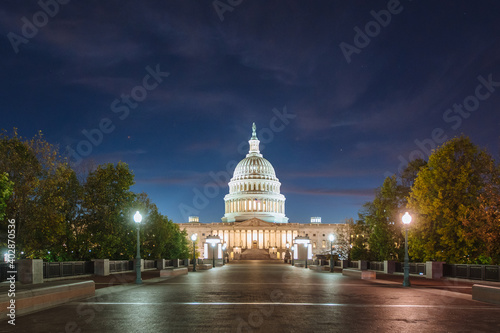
178, 124, 349, 260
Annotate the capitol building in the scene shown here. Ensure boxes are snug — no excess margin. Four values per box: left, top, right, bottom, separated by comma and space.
178, 124, 348, 260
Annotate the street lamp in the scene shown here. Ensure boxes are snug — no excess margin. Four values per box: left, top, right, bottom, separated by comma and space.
222, 243, 227, 265
286, 242, 290, 264
294, 236, 311, 268
329, 234, 335, 273
205, 235, 221, 268
191, 234, 197, 272
402, 212, 412, 287
304, 243, 309, 269
133, 211, 142, 284
291, 246, 295, 266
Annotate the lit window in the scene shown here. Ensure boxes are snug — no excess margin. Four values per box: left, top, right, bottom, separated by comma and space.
313, 242, 316, 248
322, 240, 326, 248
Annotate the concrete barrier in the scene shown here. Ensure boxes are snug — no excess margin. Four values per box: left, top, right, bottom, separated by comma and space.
342, 268, 376, 280
188, 264, 212, 271
160, 267, 188, 277
426, 261, 444, 279
0, 280, 95, 319
309, 265, 331, 272
472, 284, 500, 305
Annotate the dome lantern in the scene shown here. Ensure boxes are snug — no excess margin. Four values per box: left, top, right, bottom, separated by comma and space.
248, 122, 262, 157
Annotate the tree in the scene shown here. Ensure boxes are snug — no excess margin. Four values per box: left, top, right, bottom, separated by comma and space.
359, 176, 405, 261
356, 157, 427, 262
0, 172, 13, 221
0, 172, 14, 254
349, 218, 370, 260
400, 158, 427, 197
163, 222, 190, 259
0, 129, 72, 259
27, 164, 78, 260
82, 162, 136, 259
135, 192, 175, 260
408, 136, 496, 263
332, 219, 351, 260
461, 176, 500, 264
0, 128, 193, 261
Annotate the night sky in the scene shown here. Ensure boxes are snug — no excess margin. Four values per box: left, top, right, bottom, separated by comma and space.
1, 1, 499, 224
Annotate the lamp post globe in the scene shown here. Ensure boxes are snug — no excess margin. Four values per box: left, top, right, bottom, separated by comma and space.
402, 212, 412, 287
328, 234, 335, 273
134, 211, 142, 284
191, 234, 197, 272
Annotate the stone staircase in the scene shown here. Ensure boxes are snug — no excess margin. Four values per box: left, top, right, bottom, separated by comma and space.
240, 248, 271, 260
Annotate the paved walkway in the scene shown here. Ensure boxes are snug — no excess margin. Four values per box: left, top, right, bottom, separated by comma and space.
2, 260, 500, 332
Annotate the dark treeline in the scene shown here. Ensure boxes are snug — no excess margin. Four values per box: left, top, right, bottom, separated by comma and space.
0, 129, 190, 261
350, 135, 500, 265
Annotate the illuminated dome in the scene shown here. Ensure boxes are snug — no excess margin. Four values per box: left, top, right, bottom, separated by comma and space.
232, 156, 277, 181
222, 123, 288, 223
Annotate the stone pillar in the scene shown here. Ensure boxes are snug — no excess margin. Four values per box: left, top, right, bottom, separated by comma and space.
94, 259, 110, 276
134, 259, 144, 272
426, 261, 445, 279
156, 259, 166, 270
358, 260, 368, 270
384, 260, 396, 274
18, 259, 43, 284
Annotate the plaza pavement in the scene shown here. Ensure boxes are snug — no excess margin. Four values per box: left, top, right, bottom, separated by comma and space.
2, 260, 500, 332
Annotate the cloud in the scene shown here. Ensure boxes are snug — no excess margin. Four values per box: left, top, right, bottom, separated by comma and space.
285, 186, 374, 197
331, 120, 357, 128
135, 171, 204, 186
281, 168, 382, 179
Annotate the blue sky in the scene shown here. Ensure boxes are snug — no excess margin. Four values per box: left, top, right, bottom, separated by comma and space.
1, 1, 499, 223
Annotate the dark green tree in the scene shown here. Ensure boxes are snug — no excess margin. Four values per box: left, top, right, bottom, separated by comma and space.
359, 176, 405, 261
349, 218, 370, 260
0, 129, 73, 259
82, 162, 135, 259
0, 172, 13, 221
